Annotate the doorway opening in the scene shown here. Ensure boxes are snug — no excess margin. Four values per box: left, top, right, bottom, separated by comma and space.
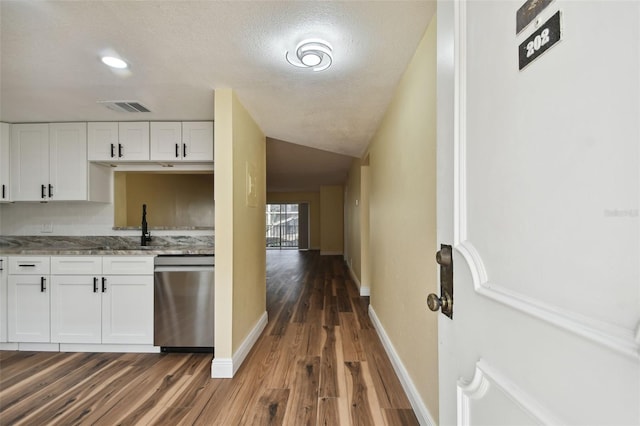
266, 203, 299, 249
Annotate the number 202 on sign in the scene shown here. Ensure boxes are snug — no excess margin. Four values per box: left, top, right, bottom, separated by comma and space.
518, 10, 562, 70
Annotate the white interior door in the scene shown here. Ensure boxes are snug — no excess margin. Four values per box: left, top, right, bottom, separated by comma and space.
436, 1, 639, 424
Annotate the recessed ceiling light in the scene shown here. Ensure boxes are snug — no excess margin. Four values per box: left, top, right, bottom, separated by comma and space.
101, 56, 128, 69
286, 39, 333, 72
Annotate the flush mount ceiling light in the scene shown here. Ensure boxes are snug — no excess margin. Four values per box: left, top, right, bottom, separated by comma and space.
101, 56, 128, 69
286, 39, 333, 72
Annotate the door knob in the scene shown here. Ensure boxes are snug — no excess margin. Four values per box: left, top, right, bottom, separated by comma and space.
436, 248, 452, 267
430, 244, 454, 318
427, 291, 452, 313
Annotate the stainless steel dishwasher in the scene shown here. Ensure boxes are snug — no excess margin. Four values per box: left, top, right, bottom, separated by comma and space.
154, 255, 214, 352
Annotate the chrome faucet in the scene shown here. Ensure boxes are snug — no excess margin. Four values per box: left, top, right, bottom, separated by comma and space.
141, 204, 152, 246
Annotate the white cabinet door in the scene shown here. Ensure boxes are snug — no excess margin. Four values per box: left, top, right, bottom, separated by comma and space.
102, 256, 154, 275
10, 123, 49, 201
0, 123, 11, 202
88, 122, 149, 161
182, 121, 213, 161
49, 123, 87, 201
88, 122, 118, 161
0, 257, 7, 342
50, 275, 101, 344
101, 275, 153, 344
150, 122, 182, 161
8, 275, 50, 342
118, 122, 149, 161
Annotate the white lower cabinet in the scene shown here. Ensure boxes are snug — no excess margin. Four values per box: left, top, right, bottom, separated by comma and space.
7, 257, 51, 343
101, 275, 153, 344
50, 274, 153, 345
0, 257, 7, 342
50, 275, 102, 343
8, 255, 154, 347
50, 256, 154, 345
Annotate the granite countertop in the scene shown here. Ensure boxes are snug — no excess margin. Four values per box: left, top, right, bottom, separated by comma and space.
0, 235, 214, 256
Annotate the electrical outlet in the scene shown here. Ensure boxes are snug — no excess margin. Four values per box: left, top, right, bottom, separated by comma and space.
41, 222, 53, 233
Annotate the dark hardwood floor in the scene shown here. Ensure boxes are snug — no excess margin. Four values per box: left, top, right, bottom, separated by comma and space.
0, 250, 418, 425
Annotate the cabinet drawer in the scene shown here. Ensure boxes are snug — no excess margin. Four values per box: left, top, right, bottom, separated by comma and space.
102, 256, 153, 275
9, 257, 50, 275
51, 256, 102, 275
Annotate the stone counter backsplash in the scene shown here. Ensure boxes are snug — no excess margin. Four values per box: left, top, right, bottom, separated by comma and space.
0, 235, 214, 256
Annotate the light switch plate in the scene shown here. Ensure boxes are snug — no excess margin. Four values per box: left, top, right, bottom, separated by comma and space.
246, 161, 258, 207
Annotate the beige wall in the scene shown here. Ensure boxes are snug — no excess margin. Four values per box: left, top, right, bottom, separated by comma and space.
114, 172, 214, 228
320, 185, 344, 254
344, 159, 362, 282
346, 18, 439, 419
267, 191, 320, 250
214, 89, 266, 361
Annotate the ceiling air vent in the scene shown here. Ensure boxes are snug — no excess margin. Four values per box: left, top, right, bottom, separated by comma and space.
98, 100, 151, 113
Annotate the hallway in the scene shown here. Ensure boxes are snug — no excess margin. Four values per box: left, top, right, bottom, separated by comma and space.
0, 251, 418, 425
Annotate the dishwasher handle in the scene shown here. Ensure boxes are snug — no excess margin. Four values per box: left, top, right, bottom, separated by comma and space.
154, 266, 214, 272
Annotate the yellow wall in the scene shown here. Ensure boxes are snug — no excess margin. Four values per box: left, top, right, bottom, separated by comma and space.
346, 18, 439, 419
320, 185, 344, 254
114, 172, 214, 228
214, 89, 266, 361
345, 160, 362, 282
267, 192, 320, 249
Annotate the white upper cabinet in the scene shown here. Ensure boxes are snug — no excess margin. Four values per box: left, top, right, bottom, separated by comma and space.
150, 121, 213, 162
11, 123, 108, 202
150, 122, 182, 161
119, 122, 150, 161
182, 121, 213, 161
87, 122, 117, 161
0, 123, 11, 202
49, 123, 88, 201
88, 122, 150, 161
10, 123, 50, 201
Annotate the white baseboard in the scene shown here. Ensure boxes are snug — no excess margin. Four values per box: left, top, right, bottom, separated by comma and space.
1, 342, 161, 353
320, 250, 343, 256
211, 358, 233, 378
60, 344, 160, 353
212, 311, 268, 378
347, 261, 370, 296
0, 343, 19, 351
368, 306, 436, 426
17, 342, 60, 352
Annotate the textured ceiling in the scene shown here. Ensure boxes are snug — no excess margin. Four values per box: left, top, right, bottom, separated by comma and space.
0, 1, 435, 188
267, 138, 354, 192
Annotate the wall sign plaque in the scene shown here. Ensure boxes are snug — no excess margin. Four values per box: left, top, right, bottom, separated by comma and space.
518, 11, 562, 70
517, 0, 554, 34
